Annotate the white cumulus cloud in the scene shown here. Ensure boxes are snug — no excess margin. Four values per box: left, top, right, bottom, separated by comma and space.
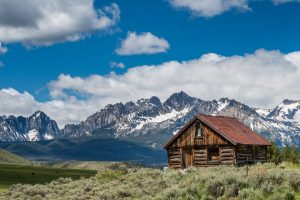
2, 49, 300, 127
0, 88, 38, 116
110, 61, 125, 69
115, 32, 170, 55
169, 0, 250, 17
48, 49, 300, 111
0, 0, 120, 46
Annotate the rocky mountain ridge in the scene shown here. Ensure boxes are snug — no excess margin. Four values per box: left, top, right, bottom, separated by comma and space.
1, 92, 299, 147
0, 111, 61, 142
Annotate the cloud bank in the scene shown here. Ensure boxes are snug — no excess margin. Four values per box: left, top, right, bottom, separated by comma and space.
0, 0, 120, 46
1, 49, 300, 127
169, 0, 250, 17
169, 0, 300, 17
116, 32, 170, 55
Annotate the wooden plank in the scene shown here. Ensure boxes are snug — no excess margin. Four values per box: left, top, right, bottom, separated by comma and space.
220, 150, 233, 154
221, 160, 234, 164
237, 153, 253, 157
220, 153, 233, 157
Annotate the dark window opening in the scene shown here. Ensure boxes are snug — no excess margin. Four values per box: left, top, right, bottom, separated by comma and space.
208, 147, 220, 161
195, 121, 202, 137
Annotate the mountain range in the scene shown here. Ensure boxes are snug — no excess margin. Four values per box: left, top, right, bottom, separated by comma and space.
1, 92, 300, 148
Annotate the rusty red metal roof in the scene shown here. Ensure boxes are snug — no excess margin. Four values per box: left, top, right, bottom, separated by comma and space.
199, 114, 271, 146
164, 114, 270, 149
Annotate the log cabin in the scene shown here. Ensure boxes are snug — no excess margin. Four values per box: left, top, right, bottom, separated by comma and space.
164, 114, 271, 169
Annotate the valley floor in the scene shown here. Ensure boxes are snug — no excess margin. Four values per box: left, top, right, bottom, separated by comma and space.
1, 162, 299, 200
0, 164, 96, 194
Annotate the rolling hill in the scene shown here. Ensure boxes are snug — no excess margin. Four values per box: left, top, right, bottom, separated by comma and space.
0, 148, 30, 165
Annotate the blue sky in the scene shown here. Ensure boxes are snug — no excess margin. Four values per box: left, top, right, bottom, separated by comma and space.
1, 0, 300, 126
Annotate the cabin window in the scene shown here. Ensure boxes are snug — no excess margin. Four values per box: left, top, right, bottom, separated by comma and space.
208, 147, 220, 162
195, 121, 202, 137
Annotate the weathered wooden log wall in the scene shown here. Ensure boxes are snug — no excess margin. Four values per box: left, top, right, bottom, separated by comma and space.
167, 148, 181, 169
194, 147, 207, 166
255, 146, 267, 163
220, 146, 235, 165
236, 145, 268, 165
236, 145, 253, 164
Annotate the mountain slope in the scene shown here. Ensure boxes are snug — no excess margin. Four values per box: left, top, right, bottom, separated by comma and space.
0, 111, 61, 142
0, 148, 30, 165
0, 137, 166, 164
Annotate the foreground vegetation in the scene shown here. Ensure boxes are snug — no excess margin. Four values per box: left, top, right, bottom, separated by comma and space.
1, 163, 299, 200
0, 164, 96, 193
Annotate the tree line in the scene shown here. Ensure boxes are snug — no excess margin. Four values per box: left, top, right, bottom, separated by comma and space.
268, 142, 299, 165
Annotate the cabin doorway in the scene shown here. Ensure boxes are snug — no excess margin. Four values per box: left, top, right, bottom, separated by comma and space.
208, 147, 220, 163
182, 148, 193, 168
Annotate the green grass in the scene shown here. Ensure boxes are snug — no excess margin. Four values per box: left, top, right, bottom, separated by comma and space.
46, 160, 141, 171
278, 161, 300, 170
46, 161, 121, 170
296, 192, 300, 199
0, 149, 30, 165
0, 164, 97, 193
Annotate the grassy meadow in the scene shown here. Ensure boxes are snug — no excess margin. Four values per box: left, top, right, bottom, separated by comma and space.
1, 162, 299, 200
0, 164, 97, 194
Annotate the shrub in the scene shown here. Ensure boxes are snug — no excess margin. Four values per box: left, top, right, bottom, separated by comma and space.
288, 172, 300, 192
283, 189, 295, 200
206, 180, 225, 198
261, 181, 274, 195
238, 188, 264, 200
96, 169, 125, 182
226, 184, 239, 198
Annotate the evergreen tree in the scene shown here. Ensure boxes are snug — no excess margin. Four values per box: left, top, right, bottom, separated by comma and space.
282, 145, 290, 162
289, 145, 299, 164
268, 142, 282, 165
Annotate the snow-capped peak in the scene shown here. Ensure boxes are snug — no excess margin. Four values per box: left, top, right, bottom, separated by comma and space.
267, 99, 300, 123
216, 98, 230, 112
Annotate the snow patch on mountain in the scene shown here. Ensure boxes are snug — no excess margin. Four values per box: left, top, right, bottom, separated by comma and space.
255, 108, 272, 117
134, 108, 190, 131
217, 100, 229, 112
44, 133, 54, 140
26, 129, 38, 141
268, 100, 300, 124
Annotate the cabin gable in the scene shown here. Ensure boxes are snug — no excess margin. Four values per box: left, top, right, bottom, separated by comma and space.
168, 120, 231, 148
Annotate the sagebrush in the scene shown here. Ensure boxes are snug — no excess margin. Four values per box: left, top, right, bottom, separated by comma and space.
1, 163, 300, 200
